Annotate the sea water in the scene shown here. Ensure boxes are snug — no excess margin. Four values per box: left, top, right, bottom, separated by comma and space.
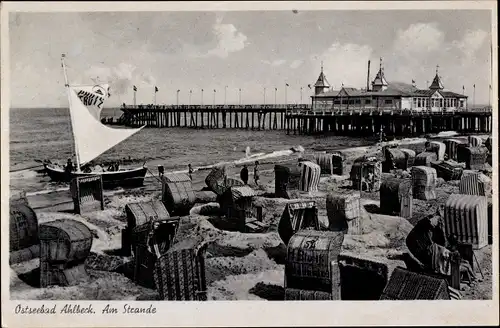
9, 107, 376, 194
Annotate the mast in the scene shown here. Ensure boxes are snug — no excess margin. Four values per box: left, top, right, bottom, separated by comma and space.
61, 54, 81, 172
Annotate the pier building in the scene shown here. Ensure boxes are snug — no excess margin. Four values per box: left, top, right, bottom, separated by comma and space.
110, 57, 491, 136
311, 59, 468, 112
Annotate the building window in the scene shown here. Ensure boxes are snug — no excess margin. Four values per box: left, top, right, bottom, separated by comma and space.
365, 99, 371, 105
413, 98, 417, 107
417, 98, 421, 107
355, 99, 361, 104
385, 99, 392, 105
334, 99, 340, 104
460, 100, 465, 108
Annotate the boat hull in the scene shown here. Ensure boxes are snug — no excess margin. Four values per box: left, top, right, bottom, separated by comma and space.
44, 164, 148, 189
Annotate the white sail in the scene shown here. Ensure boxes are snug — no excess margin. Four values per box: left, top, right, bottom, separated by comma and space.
71, 84, 110, 120
68, 86, 144, 165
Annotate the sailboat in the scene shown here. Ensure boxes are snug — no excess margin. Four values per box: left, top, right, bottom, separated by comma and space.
44, 54, 148, 188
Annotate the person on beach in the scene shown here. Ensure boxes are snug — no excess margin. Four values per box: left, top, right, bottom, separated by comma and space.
64, 158, 75, 181
406, 213, 476, 281
366, 172, 374, 192
65, 158, 74, 174
240, 164, 249, 184
188, 164, 194, 180
253, 161, 260, 186
379, 128, 386, 143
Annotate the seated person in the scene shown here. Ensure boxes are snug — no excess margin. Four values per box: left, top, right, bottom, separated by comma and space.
94, 164, 103, 172
406, 212, 476, 281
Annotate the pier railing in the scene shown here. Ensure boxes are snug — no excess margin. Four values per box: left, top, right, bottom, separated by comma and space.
118, 104, 491, 114
121, 104, 313, 112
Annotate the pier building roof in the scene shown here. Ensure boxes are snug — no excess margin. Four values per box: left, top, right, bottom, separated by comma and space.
429, 65, 445, 90
311, 61, 467, 99
371, 69, 389, 87
412, 89, 467, 98
314, 61, 330, 88
313, 83, 467, 99
314, 71, 330, 88
429, 74, 444, 90
315, 89, 341, 97
371, 57, 389, 88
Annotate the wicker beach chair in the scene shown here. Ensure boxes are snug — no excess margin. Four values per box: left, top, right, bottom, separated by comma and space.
154, 239, 208, 301
161, 173, 196, 216
326, 192, 361, 234
9, 202, 40, 265
39, 219, 93, 287
379, 178, 413, 219
278, 201, 319, 245
284, 230, 345, 300
380, 266, 460, 300
411, 166, 437, 201
338, 253, 389, 300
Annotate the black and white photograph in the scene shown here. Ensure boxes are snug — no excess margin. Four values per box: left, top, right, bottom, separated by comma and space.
2, 1, 498, 326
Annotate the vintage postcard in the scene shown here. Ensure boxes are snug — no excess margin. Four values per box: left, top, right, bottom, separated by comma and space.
1, 1, 498, 327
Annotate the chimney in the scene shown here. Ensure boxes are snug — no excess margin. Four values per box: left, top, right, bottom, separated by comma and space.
366, 60, 371, 91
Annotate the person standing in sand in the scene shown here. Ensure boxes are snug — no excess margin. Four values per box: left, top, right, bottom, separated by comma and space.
188, 164, 194, 181
240, 164, 249, 185
253, 161, 260, 186
65, 158, 74, 173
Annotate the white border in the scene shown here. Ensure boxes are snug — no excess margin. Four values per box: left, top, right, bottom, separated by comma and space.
1, 1, 498, 327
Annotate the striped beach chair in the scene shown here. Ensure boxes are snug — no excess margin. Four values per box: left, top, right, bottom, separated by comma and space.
444, 194, 488, 250
314, 152, 334, 175
459, 171, 488, 196
468, 135, 483, 147
298, 161, 321, 193
154, 240, 207, 301
444, 139, 464, 161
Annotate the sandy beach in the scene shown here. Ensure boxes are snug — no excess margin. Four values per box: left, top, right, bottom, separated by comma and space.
10, 137, 493, 301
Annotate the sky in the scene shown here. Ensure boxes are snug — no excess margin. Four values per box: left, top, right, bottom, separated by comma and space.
9, 9, 493, 108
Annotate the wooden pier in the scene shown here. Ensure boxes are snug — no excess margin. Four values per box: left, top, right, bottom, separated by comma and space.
111, 104, 492, 137
116, 104, 310, 130
285, 108, 493, 136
